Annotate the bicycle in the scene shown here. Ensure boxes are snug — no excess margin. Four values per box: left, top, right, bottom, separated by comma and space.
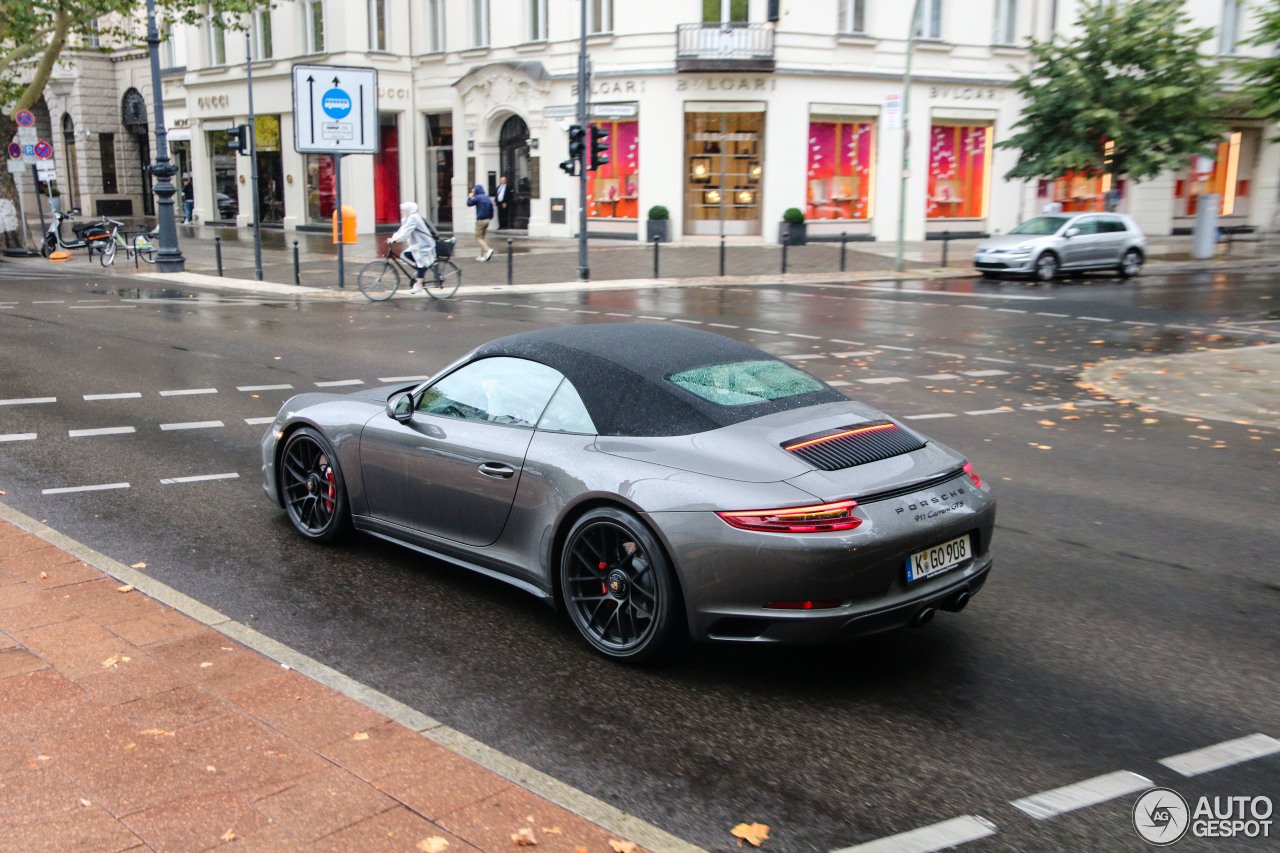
358, 239, 460, 301
99, 222, 159, 268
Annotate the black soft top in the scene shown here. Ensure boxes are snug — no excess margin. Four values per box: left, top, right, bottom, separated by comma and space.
470, 324, 845, 437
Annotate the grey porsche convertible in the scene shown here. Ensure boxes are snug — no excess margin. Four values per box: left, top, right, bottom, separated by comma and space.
261, 324, 995, 662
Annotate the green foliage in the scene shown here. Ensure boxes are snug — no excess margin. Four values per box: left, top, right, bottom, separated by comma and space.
647, 205, 669, 221
998, 0, 1225, 183
1237, 0, 1280, 136
782, 207, 805, 225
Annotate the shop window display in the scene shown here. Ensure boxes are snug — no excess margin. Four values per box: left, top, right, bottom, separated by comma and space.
1176, 132, 1250, 218
806, 120, 874, 220
926, 124, 991, 219
587, 120, 638, 219
306, 153, 335, 222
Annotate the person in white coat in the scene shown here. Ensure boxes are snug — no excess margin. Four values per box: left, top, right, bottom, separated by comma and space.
386, 202, 438, 294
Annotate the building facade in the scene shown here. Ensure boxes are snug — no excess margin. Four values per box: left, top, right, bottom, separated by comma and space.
44, 0, 1276, 243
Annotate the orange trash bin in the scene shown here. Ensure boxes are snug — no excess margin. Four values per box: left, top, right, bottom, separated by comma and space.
332, 205, 357, 244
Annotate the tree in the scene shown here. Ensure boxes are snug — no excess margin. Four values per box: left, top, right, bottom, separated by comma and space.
0, 0, 267, 249
1237, 0, 1280, 136
998, 0, 1225, 192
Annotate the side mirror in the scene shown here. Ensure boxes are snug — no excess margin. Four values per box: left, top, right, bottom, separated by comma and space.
386, 392, 413, 423
1064, 227, 1080, 238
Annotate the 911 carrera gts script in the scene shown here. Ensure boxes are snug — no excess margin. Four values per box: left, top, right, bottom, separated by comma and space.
895, 487, 968, 521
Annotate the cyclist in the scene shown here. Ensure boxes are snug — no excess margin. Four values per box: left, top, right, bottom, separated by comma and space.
385, 202, 438, 295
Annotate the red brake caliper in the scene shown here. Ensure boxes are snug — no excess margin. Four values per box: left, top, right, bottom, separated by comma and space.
598, 561, 608, 595
324, 468, 336, 513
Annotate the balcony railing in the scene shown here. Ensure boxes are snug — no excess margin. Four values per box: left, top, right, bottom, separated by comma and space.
676, 22, 776, 72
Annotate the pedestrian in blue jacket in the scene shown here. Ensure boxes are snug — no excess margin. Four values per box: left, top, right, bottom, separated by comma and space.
467, 184, 495, 261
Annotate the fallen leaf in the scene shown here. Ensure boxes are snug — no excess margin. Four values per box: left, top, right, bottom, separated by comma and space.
117, 585, 134, 593
101, 656, 120, 668
131, 563, 146, 569
221, 829, 236, 842
575, 848, 589, 853
609, 842, 638, 853
206, 765, 216, 773
40, 572, 47, 579
731, 823, 771, 847
541, 827, 563, 835
511, 827, 538, 846
200, 662, 214, 668
418, 838, 450, 853
1142, 418, 1159, 424
123, 743, 135, 750
138, 728, 174, 737
1037, 420, 1055, 426
352, 732, 370, 741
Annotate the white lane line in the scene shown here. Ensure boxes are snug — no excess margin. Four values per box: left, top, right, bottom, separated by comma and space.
904, 413, 957, 420
959, 305, 990, 310
1167, 324, 1206, 331
237, 384, 294, 392
746, 328, 781, 334
1123, 321, 1158, 327
782, 353, 826, 360
1036, 312, 1070, 317
860, 377, 909, 384
671, 318, 702, 324
638, 315, 667, 321
542, 307, 569, 312
919, 374, 960, 381
159, 421, 225, 431
830, 339, 867, 346
834, 351, 877, 358
877, 344, 914, 351
925, 351, 965, 358
159, 388, 217, 397
961, 369, 1010, 377
976, 357, 1017, 364
71, 305, 136, 310
69, 426, 136, 438
574, 309, 600, 314
1027, 363, 1067, 371
0, 397, 57, 406
84, 392, 142, 401
42, 482, 130, 495
245, 417, 275, 425
0, 433, 37, 442
32, 300, 65, 304
709, 323, 739, 329
315, 379, 364, 387
1074, 400, 1115, 407
827, 380, 852, 387
787, 332, 821, 340
462, 299, 485, 303
966, 408, 1015, 416
1011, 770, 1152, 820
830, 815, 997, 853
1078, 316, 1114, 322
995, 308, 1028, 314
1159, 734, 1280, 777
160, 473, 241, 485
605, 312, 631, 317
488, 301, 511, 306
76, 299, 110, 304
377, 375, 431, 383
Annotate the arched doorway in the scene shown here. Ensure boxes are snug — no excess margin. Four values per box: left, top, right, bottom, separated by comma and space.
499, 115, 531, 230
61, 114, 81, 205
122, 89, 153, 216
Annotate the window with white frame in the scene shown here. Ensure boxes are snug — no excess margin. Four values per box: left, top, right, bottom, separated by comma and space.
86, 18, 101, 49
915, 0, 942, 39
252, 9, 273, 59
993, 0, 1017, 45
159, 19, 177, 67
469, 0, 490, 48
304, 0, 326, 53
370, 0, 389, 50
527, 0, 548, 41
426, 0, 446, 51
209, 17, 227, 65
588, 0, 613, 34
1220, 0, 1245, 54
838, 0, 866, 34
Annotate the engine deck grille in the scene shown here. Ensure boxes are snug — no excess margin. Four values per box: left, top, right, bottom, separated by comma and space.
783, 421, 926, 471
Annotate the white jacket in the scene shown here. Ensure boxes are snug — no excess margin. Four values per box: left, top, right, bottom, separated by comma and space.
389, 204, 437, 267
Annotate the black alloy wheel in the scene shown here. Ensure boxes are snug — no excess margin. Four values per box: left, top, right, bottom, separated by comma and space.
42, 233, 56, 258
280, 427, 349, 542
560, 508, 677, 662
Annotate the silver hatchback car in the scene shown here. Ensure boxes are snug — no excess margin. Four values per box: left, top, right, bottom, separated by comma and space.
974, 213, 1147, 281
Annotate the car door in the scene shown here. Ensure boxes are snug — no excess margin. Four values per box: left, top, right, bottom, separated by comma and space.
1061, 216, 1101, 267
1094, 217, 1129, 265
360, 357, 566, 547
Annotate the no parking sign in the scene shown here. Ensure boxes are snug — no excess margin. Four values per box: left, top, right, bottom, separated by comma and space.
6, 142, 19, 159
14, 109, 34, 127
33, 140, 52, 159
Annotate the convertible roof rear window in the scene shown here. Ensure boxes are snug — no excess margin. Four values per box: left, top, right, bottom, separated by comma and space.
667, 360, 825, 406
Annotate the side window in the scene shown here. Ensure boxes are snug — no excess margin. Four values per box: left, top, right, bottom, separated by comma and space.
417, 357, 563, 428
1072, 218, 1100, 235
537, 380, 598, 435
1101, 218, 1128, 233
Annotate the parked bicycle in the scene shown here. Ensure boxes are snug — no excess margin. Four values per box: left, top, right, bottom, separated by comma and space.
99, 223, 159, 267
358, 238, 460, 301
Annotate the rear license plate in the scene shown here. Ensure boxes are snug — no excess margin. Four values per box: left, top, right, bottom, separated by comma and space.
906, 534, 970, 583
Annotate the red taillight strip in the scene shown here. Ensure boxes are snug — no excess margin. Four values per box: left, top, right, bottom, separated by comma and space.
784, 422, 896, 452
718, 499, 857, 521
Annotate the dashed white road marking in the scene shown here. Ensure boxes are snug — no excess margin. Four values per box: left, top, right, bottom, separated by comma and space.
32, 300, 65, 304
1167, 324, 1206, 332
995, 308, 1028, 314
959, 305, 990, 310
904, 413, 956, 420
1011, 770, 1152, 820
377, 375, 430, 383
42, 482, 131, 495
976, 357, 1017, 364
159, 388, 217, 397
315, 380, 364, 387
965, 408, 1015, 416
1159, 733, 1280, 777
827, 380, 852, 387
1027, 363, 1069, 371
574, 309, 599, 314
159, 421, 224, 431
1036, 312, 1069, 317
860, 377, 908, 385
671, 318, 702, 324
787, 332, 821, 340
919, 374, 960, 381
925, 351, 965, 359
1123, 321, 1158, 327
71, 304, 136, 310
961, 369, 1010, 377
542, 306, 569, 312
0, 433, 37, 442
709, 323, 739, 329
0, 397, 57, 406
1078, 316, 1113, 322
237, 384, 294, 392
831, 815, 997, 853
877, 344, 914, 351
69, 426, 136, 437
84, 392, 142, 401
605, 312, 631, 317
746, 328, 780, 334
834, 351, 876, 358
782, 353, 826, 360
488, 301, 511, 306
160, 473, 240, 485
830, 339, 867, 346
244, 417, 275, 425
638, 315, 667, 321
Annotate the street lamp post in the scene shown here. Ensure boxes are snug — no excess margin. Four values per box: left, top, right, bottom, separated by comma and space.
894, 0, 923, 274
144, 0, 185, 272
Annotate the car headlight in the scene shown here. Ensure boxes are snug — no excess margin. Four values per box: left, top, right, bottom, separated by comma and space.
1009, 243, 1034, 255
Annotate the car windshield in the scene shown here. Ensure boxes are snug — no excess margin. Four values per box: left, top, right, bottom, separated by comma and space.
667, 360, 825, 407
1009, 216, 1070, 235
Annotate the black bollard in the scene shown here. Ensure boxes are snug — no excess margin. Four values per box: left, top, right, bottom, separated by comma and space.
293, 240, 300, 285
653, 238, 660, 278
781, 240, 788, 274
507, 237, 514, 285
719, 234, 726, 276
941, 230, 951, 267
840, 231, 848, 272
215, 236, 223, 276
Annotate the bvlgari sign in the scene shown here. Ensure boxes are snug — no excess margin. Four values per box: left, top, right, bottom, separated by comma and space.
929, 86, 1003, 101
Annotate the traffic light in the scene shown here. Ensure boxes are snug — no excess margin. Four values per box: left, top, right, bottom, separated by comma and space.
568, 123, 586, 163
226, 124, 249, 156
589, 124, 610, 171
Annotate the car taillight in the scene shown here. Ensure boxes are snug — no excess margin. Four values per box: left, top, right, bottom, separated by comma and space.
765, 600, 844, 610
964, 462, 981, 489
717, 499, 861, 533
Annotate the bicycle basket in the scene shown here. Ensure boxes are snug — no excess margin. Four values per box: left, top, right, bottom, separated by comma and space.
435, 238, 455, 259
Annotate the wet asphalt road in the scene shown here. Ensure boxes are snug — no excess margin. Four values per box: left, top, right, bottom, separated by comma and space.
1, 260, 1278, 852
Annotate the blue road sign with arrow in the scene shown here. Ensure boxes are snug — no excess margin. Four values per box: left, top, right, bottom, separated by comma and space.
291, 64, 379, 155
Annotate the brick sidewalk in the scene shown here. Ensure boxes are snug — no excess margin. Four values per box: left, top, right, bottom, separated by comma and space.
0, 516, 670, 853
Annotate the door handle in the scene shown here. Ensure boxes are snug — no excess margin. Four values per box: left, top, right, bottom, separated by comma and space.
478, 463, 515, 479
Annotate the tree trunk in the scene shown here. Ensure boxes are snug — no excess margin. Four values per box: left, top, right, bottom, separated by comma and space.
0, 115, 25, 250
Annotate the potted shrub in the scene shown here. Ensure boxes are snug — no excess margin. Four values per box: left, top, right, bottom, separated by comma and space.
646, 205, 670, 243
780, 207, 806, 246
